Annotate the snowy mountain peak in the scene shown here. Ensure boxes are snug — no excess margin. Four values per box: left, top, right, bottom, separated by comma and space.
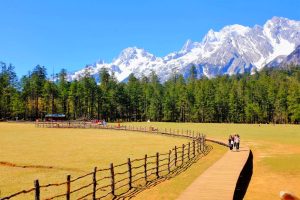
220, 24, 250, 35
117, 47, 144, 61
267, 44, 300, 68
182, 39, 194, 52
181, 39, 199, 52
201, 24, 251, 46
203, 29, 218, 43
72, 17, 300, 82
113, 47, 156, 66
266, 16, 298, 27
263, 16, 300, 41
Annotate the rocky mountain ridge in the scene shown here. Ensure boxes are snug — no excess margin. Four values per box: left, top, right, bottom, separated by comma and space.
71, 16, 300, 82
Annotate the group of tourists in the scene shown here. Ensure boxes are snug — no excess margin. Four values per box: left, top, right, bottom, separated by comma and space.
228, 134, 240, 151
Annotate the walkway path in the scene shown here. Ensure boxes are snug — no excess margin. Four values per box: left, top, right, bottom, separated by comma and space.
176, 146, 250, 200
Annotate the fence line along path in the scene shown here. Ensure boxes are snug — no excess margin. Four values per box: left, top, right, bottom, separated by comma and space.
176, 146, 250, 200
2, 122, 211, 200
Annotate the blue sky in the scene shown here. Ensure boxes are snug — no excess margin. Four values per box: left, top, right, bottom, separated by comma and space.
1, 0, 300, 77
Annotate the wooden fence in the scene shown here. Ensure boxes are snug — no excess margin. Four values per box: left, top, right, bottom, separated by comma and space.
34, 121, 206, 140
1, 122, 222, 200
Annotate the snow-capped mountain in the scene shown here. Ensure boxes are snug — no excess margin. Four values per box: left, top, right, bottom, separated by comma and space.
267, 45, 300, 68
71, 16, 300, 82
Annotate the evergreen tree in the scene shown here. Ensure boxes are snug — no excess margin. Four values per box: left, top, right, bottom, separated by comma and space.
0, 62, 18, 119
69, 80, 79, 119
57, 69, 69, 116
287, 78, 300, 123
176, 75, 188, 122
126, 74, 142, 121
0, 60, 299, 123
148, 72, 163, 121
31, 65, 47, 119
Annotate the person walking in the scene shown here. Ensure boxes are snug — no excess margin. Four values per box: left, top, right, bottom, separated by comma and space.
233, 134, 237, 149
228, 135, 233, 150
235, 135, 240, 151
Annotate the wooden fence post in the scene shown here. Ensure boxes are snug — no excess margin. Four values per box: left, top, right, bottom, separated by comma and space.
193, 140, 196, 157
66, 175, 71, 200
128, 158, 132, 189
93, 167, 97, 200
110, 163, 115, 197
34, 180, 40, 200
182, 144, 185, 165
200, 136, 202, 151
199, 136, 201, 152
175, 146, 177, 167
188, 142, 190, 160
168, 150, 171, 174
156, 152, 159, 178
144, 154, 148, 182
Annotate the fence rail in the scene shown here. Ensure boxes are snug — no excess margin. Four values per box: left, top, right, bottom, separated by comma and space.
1, 122, 227, 200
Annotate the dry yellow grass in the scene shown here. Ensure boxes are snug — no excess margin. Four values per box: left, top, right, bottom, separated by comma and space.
0, 122, 196, 198
132, 143, 226, 200
5, 121, 295, 200
118, 122, 300, 200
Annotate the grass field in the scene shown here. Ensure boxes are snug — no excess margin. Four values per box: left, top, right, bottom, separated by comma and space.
0, 122, 226, 199
117, 122, 300, 200
1, 122, 299, 200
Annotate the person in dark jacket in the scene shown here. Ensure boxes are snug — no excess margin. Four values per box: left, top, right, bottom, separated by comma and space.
228, 135, 233, 150
236, 134, 240, 151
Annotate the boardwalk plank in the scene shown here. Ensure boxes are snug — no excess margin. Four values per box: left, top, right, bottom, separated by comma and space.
176, 146, 250, 200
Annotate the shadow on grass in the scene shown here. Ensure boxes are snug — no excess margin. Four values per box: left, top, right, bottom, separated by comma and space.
114, 145, 213, 200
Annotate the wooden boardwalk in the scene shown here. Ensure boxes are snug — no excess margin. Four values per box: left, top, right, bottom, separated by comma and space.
176, 146, 250, 200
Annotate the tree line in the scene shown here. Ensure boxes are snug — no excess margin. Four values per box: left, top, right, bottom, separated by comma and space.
0, 62, 299, 123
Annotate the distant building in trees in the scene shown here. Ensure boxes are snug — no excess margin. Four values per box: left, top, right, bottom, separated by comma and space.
45, 114, 66, 121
